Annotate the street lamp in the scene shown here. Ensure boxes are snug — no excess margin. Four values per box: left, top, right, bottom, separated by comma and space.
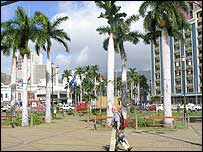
51, 63, 54, 118
181, 55, 187, 123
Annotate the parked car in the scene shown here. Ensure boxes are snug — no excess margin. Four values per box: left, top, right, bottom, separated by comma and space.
1, 105, 11, 112
156, 104, 163, 112
148, 104, 156, 111
32, 105, 46, 110
76, 101, 88, 111
135, 106, 148, 111
59, 104, 75, 111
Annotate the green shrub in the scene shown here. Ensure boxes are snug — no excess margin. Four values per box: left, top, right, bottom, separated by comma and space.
130, 106, 135, 112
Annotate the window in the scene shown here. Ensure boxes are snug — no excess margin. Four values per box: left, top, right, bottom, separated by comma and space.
176, 89, 181, 93
186, 52, 192, 57
188, 88, 193, 92
187, 60, 192, 66
5, 93, 8, 98
187, 79, 193, 84
176, 71, 180, 76
18, 93, 21, 100
176, 62, 179, 67
198, 22, 202, 27
176, 81, 181, 84
185, 34, 191, 39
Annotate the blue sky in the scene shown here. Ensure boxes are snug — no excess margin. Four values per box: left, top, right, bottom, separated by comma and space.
1, 1, 150, 77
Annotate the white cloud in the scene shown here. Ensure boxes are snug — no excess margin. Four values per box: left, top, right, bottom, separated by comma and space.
1, 1, 150, 76
49, 1, 150, 74
55, 54, 72, 68
76, 46, 88, 64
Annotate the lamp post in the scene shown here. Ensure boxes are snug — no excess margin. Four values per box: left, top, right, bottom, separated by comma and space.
51, 63, 54, 118
181, 55, 186, 123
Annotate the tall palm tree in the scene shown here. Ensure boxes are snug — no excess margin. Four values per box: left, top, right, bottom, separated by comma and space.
127, 68, 140, 102
1, 6, 44, 126
75, 67, 85, 101
34, 13, 70, 123
95, 1, 127, 124
1, 25, 18, 119
100, 14, 141, 123
62, 70, 72, 103
139, 1, 190, 126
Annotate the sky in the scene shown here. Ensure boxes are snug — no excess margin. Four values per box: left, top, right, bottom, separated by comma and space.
1, 1, 150, 77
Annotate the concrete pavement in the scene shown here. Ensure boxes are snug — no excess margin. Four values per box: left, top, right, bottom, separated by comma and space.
1, 115, 202, 151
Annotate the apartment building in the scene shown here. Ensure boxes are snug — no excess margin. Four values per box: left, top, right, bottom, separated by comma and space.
150, 2, 202, 104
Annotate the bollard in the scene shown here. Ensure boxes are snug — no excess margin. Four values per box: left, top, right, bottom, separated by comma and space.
135, 115, 138, 129
187, 114, 190, 127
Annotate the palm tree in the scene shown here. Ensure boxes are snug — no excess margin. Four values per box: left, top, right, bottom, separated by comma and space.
1, 6, 44, 126
100, 13, 141, 122
127, 68, 140, 103
95, 1, 127, 124
1, 25, 19, 119
75, 67, 85, 101
34, 13, 70, 123
139, 1, 190, 126
62, 70, 72, 103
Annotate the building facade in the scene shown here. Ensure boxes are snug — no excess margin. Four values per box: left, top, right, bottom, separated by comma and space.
1, 51, 67, 105
150, 2, 202, 104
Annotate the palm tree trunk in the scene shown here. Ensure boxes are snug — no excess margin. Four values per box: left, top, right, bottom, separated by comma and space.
130, 82, 133, 100
161, 28, 172, 125
45, 57, 52, 123
80, 85, 82, 101
138, 82, 140, 103
121, 53, 128, 124
106, 33, 115, 124
10, 53, 17, 117
22, 54, 29, 126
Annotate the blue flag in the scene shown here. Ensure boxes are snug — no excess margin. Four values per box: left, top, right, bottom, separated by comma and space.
69, 74, 77, 89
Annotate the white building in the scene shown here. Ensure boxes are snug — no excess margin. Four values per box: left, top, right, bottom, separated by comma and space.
1, 51, 68, 105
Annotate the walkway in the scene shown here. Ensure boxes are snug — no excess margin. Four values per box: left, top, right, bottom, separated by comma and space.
1, 115, 202, 151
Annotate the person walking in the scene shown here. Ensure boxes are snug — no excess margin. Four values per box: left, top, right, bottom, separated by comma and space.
108, 106, 132, 151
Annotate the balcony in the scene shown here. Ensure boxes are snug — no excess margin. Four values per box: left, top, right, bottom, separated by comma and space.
185, 47, 192, 52
186, 73, 193, 78
187, 82, 193, 87
155, 62, 160, 66
175, 75, 181, 79
175, 84, 181, 88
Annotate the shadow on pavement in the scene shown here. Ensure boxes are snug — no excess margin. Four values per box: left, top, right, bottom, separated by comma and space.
136, 130, 202, 147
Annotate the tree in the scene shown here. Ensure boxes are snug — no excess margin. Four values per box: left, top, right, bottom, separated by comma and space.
1, 6, 45, 126
75, 67, 85, 101
101, 14, 141, 122
139, 1, 190, 126
1, 23, 19, 120
34, 13, 70, 123
95, 1, 127, 124
62, 70, 72, 103
127, 68, 140, 103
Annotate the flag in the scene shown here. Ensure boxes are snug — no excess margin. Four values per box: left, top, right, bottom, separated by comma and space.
69, 74, 77, 89
28, 76, 31, 85
100, 73, 103, 82
17, 79, 23, 87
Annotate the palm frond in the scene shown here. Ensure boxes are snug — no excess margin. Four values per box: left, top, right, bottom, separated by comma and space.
51, 16, 68, 29
96, 26, 110, 35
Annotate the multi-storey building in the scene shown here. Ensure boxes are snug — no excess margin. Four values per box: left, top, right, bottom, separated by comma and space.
150, 2, 202, 104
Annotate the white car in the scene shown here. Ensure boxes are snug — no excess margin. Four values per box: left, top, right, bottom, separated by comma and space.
1, 105, 11, 112
59, 104, 75, 111
157, 104, 163, 112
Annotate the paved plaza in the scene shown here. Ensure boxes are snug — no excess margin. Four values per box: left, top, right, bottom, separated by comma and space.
1, 115, 202, 151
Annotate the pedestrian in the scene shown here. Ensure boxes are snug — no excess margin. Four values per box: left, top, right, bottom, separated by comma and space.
108, 106, 132, 151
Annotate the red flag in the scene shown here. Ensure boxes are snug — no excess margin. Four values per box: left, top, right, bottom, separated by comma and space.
100, 73, 103, 82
